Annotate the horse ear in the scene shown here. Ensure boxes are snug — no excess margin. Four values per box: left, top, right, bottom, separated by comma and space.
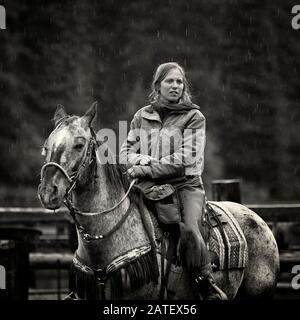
54, 104, 67, 127
82, 101, 98, 127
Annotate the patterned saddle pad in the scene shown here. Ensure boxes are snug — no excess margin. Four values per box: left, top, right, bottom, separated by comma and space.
205, 201, 248, 271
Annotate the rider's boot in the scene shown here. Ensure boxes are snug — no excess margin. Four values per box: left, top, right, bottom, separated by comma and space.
194, 265, 228, 300
179, 224, 228, 300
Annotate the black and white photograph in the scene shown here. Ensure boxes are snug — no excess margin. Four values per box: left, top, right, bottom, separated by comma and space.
0, 0, 299, 315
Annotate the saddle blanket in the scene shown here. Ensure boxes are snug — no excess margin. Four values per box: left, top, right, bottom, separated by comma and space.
207, 201, 248, 271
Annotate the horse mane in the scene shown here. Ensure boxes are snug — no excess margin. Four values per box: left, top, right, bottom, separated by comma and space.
100, 146, 161, 234
103, 161, 131, 192
96, 144, 137, 202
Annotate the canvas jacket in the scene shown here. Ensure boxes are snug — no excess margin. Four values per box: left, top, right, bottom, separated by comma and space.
119, 104, 206, 182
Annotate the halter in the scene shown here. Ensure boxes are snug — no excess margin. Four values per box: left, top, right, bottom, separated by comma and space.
40, 127, 136, 242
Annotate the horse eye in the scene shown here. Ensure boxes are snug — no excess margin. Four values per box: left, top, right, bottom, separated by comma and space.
74, 144, 84, 151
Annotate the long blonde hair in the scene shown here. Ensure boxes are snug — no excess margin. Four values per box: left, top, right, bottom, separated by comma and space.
148, 62, 192, 103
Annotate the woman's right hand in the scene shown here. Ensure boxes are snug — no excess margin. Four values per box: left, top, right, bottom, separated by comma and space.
127, 165, 152, 179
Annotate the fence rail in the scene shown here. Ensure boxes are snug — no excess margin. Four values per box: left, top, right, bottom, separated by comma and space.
0, 204, 299, 222
0, 207, 71, 223
247, 204, 300, 222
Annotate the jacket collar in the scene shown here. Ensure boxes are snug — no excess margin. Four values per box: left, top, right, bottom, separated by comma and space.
141, 105, 161, 122
140, 104, 190, 123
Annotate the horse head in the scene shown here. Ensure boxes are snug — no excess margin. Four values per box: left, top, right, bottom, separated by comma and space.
38, 102, 98, 210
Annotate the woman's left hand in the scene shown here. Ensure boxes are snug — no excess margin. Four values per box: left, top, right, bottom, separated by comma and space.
137, 155, 156, 166
127, 165, 152, 179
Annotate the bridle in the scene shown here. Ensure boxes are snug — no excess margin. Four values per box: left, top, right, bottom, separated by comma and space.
40, 127, 136, 242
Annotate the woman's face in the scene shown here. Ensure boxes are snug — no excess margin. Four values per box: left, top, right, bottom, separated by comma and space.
159, 68, 184, 103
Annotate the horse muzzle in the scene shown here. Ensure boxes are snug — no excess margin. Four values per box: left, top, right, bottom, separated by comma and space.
38, 182, 64, 210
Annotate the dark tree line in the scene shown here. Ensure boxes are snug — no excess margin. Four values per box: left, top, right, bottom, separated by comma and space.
0, 0, 299, 205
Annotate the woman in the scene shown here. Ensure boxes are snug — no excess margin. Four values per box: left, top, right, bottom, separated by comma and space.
120, 62, 227, 300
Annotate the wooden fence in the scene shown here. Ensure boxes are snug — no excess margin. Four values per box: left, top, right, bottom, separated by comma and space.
0, 203, 299, 299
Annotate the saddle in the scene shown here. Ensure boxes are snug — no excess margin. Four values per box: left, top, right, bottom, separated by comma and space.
163, 201, 248, 299
134, 180, 248, 270
134, 181, 248, 298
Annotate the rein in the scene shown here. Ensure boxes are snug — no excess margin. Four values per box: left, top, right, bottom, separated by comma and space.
64, 180, 136, 241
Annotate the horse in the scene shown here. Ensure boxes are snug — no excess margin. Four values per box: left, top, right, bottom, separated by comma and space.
38, 102, 280, 300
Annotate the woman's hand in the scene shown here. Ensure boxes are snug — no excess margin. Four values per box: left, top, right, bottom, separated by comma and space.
127, 165, 152, 179
137, 155, 154, 166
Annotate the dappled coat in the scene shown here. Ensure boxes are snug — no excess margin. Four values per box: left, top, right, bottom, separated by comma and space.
119, 104, 206, 182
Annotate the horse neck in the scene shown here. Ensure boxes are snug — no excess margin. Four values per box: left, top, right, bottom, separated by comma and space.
71, 155, 153, 270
